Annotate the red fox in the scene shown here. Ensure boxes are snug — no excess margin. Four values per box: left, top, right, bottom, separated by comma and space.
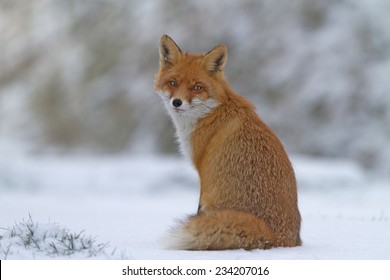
155, 35, 301, 250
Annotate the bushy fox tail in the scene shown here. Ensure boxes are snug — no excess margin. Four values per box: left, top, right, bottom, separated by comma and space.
163, 209, 277, 250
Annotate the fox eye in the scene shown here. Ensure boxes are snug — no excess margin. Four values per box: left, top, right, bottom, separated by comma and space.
169, 81, 177, 87
192, 85, 202, 91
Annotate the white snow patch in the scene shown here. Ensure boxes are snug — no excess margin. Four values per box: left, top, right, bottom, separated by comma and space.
0, 155, 389, 259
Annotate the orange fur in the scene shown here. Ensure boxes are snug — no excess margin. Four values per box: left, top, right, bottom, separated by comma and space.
155, 35, 301, 250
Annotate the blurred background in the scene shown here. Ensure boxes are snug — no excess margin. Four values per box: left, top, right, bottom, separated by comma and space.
1, 0, 389, 176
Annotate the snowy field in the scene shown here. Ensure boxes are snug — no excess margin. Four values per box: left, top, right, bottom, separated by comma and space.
0, 154, 389, 260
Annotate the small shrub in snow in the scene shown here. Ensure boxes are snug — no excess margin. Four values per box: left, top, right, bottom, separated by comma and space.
0, 216, 109, 259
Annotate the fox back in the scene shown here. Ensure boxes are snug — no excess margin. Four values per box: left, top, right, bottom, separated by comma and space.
155, 35, 301, 250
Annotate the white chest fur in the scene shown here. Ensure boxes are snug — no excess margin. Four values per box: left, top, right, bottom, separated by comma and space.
168, 110, 198, 159
163, 97, 219, 160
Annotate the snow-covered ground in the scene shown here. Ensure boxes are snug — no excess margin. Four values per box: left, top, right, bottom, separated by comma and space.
0, 155, 389, 259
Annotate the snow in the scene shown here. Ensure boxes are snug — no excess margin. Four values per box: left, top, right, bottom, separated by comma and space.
1, 0, 389, 262
1, 155, 389, 259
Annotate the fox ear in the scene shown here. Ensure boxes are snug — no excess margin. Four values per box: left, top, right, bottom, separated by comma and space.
203, 44, 228, 74
159, 35, 182, 68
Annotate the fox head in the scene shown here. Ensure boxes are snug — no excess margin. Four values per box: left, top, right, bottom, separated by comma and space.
155, 35, 228, 118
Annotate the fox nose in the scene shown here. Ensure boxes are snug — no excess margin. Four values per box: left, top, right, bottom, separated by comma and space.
172, 99, 182, 108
